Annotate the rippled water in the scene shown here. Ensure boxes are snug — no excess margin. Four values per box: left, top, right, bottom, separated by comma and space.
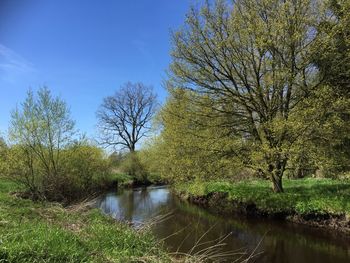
96, 186, 350, 263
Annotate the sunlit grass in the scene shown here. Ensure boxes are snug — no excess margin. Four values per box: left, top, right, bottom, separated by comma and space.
177, 178, 350, 216
0, 179, 170, 263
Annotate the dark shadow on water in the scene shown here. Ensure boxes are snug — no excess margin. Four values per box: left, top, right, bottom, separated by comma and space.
96, 186, 350, 263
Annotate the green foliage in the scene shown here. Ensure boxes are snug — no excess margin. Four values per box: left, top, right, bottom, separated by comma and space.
144, 0, 350, 192
3, 142, 114, 202
0, 138, 8, 178
311, 0, 350, 174
0, 179, 170, 262
143, 88, 247, 184
108, 151, 124, 167
314, 0, 350, 93
4, 88, 115, 202
110, 173, 134, 187
177, 178, 350, 216
168, 0, 328, 192
118, 152, 149, 183
6, 87, 76, 199
58, 142, 113, 200
108, 151, 163, 185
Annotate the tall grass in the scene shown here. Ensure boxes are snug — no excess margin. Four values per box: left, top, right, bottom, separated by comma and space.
0, 179, 170, 262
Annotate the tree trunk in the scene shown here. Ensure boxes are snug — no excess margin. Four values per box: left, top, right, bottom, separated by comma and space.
271, 174, 284, 193
268, 157, 286, 193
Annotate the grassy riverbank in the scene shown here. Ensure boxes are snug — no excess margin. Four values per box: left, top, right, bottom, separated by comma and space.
0, 179, 171, 263
175, 178, 350, 232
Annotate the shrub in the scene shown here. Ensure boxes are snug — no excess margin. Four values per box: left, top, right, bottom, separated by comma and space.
119, 152, 149, 183
56, 142, 113, 201
4, 88, 114, 202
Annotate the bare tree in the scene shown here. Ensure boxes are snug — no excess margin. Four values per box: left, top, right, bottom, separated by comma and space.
97, 82, 157, 152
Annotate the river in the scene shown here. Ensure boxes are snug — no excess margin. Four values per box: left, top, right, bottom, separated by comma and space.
96, 185, 349, 262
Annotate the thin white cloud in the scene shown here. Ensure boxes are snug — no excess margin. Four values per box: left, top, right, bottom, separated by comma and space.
131, 39, 155, 68
0, 44, 35, 74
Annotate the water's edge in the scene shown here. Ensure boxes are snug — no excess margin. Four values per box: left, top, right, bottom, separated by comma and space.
175, 190, 350, 236
96, 186, 350, 263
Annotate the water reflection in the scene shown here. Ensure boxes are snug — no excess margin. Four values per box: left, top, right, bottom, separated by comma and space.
97, 186, 169, 223
96, 186, 350, 263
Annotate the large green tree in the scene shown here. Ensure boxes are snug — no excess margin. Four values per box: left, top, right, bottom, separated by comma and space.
169, 0, 332, 192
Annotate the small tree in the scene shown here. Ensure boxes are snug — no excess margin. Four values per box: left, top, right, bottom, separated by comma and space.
8, 87, 75, 198
97, 82, 157, 152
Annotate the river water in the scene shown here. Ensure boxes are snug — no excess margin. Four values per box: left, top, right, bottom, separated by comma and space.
96, 186, 349, 262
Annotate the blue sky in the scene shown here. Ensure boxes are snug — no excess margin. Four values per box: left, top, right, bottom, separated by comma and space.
0, 0, 193, 138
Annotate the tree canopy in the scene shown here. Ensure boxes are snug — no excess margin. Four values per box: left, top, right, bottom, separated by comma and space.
150, 0, 350, 192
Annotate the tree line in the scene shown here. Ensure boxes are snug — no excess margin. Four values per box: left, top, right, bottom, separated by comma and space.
0, 82, 158, 201
0, 0, 349, 201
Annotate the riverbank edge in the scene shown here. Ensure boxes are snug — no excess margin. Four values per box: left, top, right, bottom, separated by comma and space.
175, 190, 350, 235
0, 179, 174, 262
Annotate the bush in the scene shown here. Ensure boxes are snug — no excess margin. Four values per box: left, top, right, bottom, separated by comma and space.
119, 152, 149, 183
57, 142, 113, 201
4, 88, 114, 202
0, 138, 8, 178
2, 145, 45, 199
3, 142, 113, 202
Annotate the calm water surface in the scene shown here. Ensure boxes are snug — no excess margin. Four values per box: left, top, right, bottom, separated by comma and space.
96, 186, 350, 262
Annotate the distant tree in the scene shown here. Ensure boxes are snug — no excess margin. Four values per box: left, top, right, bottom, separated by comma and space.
108, 151, 125, 167
97, 82, 157, 152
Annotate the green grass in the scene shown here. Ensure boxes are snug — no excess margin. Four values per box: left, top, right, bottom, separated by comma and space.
0, 179, 171, 263
176, 178, 350, 216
